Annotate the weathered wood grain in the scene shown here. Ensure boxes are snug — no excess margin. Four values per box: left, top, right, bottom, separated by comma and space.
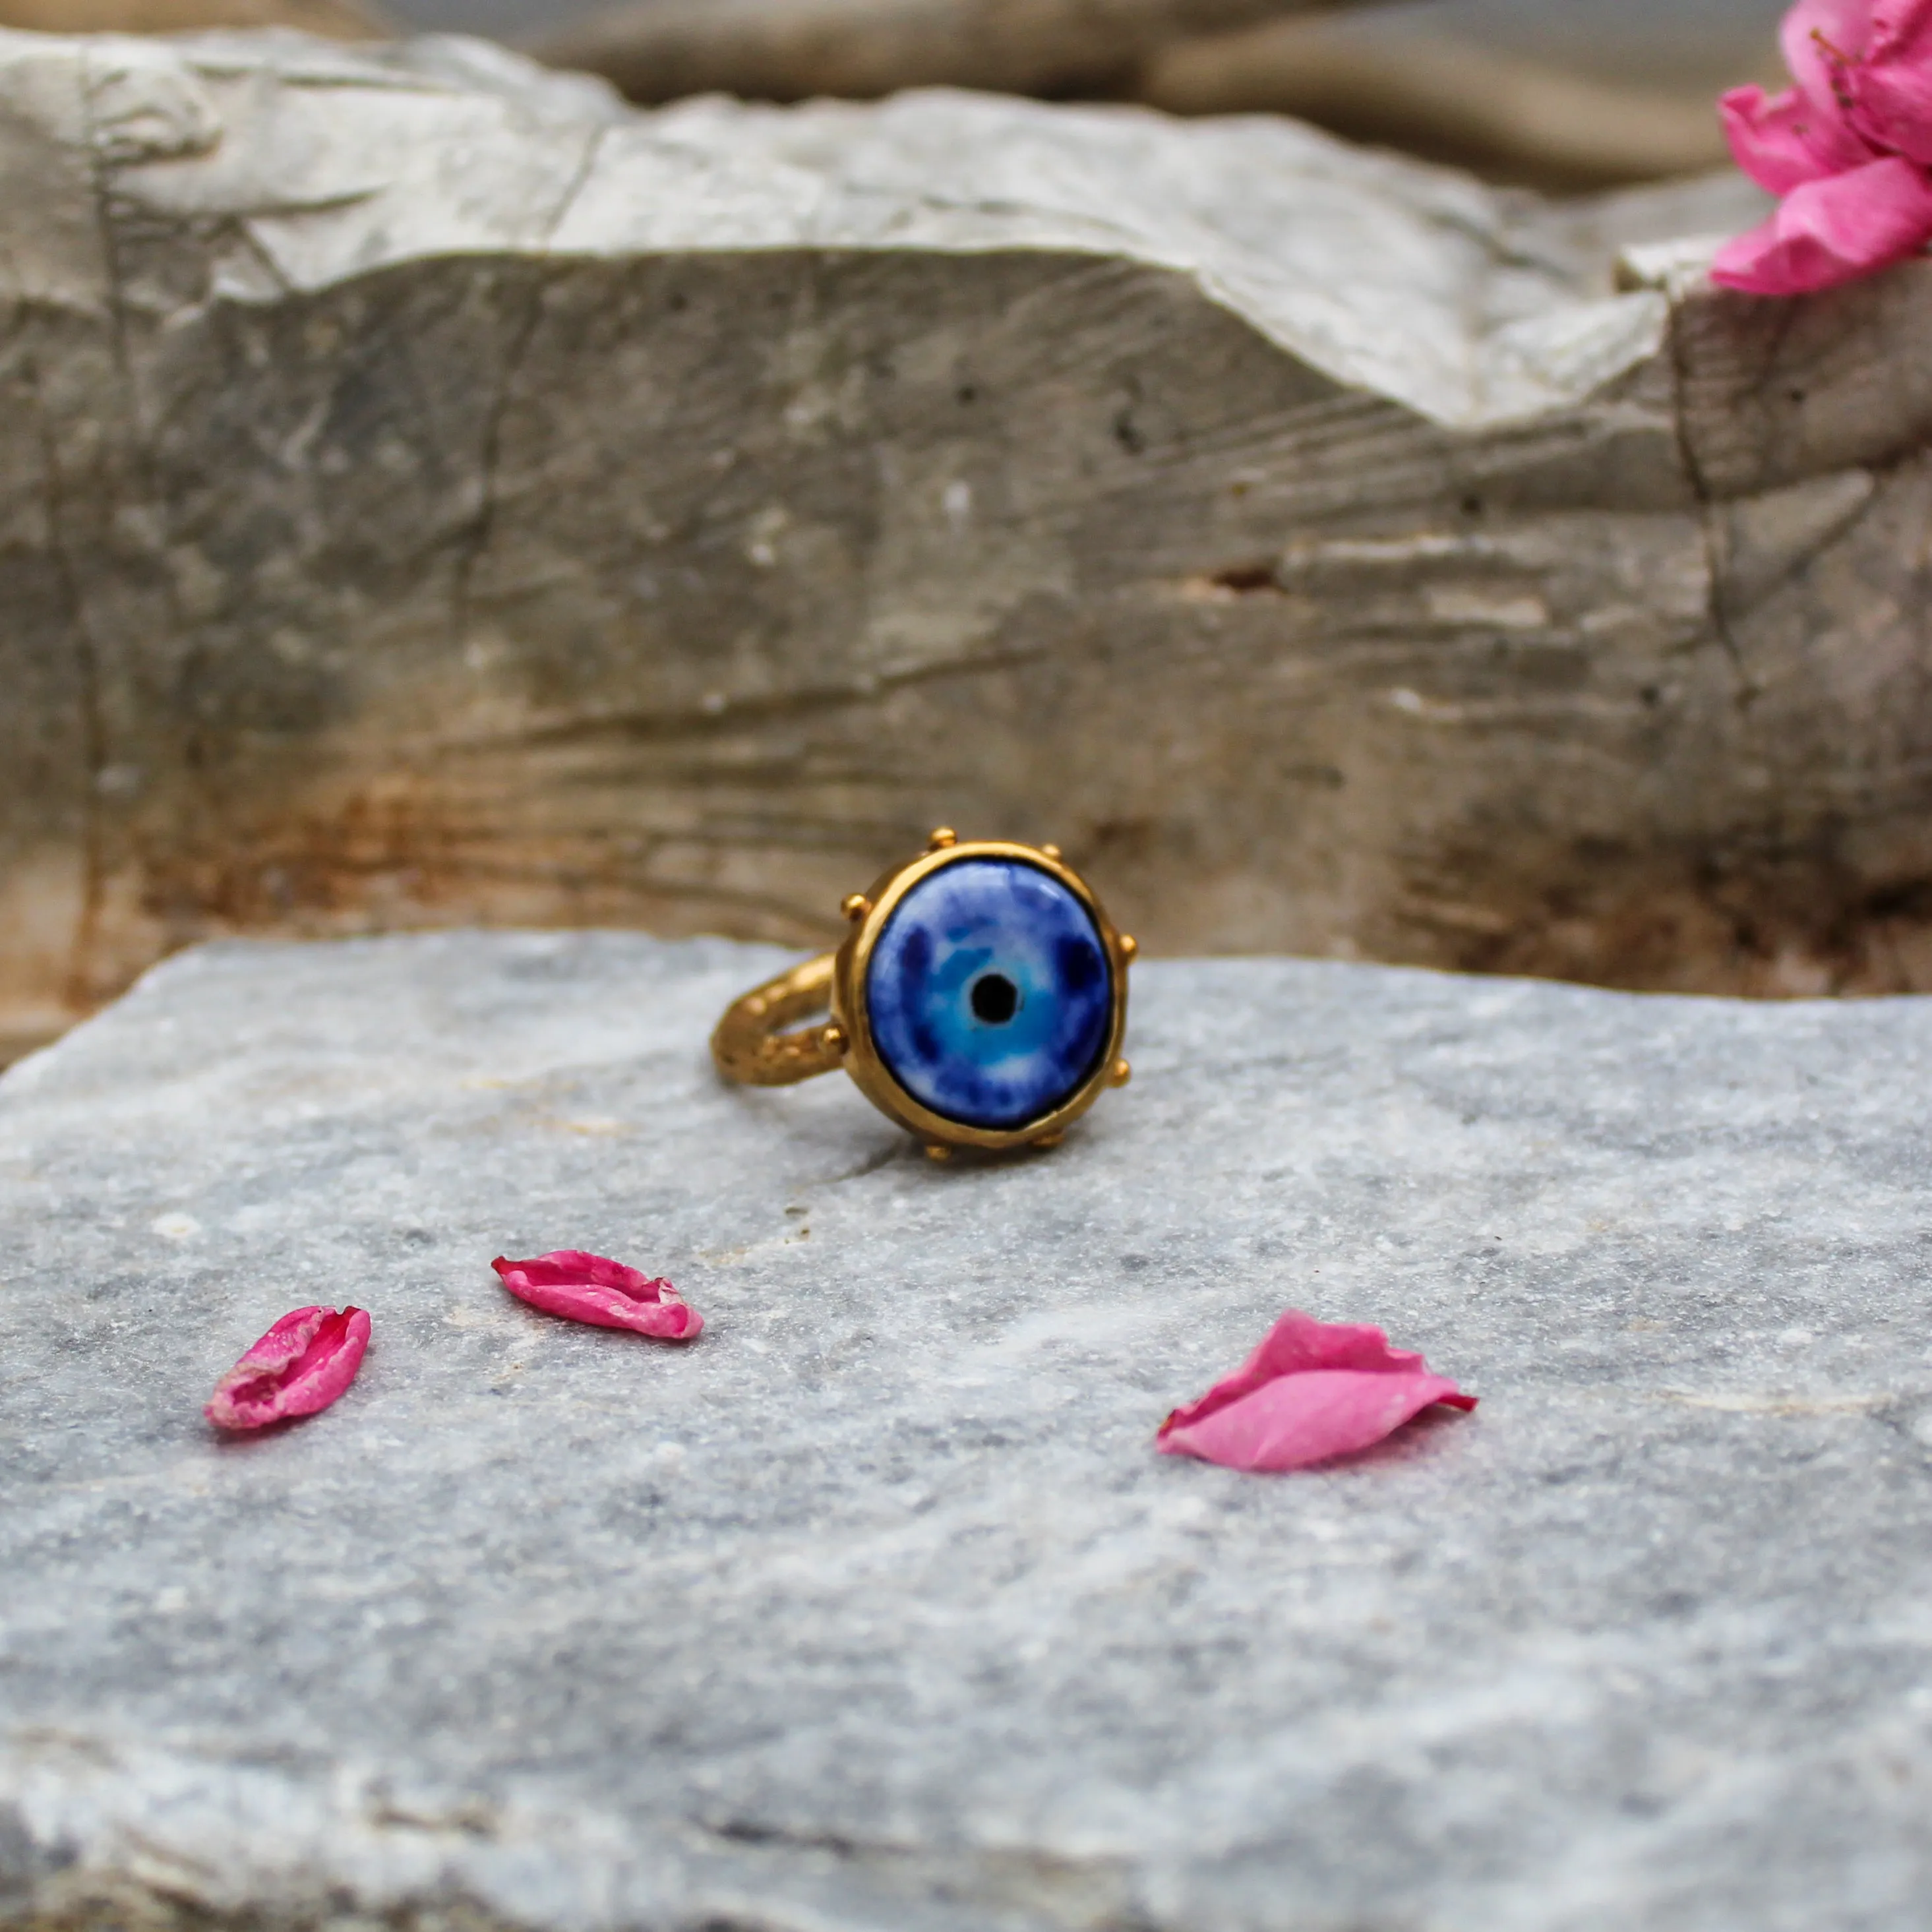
531, 0, 1385, 106
7, 28, 1930, 1047
1136, 17, 1746, 189
0, 0, 382, 35
531, 0, 1755, 195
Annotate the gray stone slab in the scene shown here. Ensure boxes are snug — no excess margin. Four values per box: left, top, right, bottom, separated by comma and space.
2, 932, 1931, 1931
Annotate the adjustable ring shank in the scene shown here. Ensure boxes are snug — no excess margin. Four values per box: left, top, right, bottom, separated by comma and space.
710, 952, 846, 1087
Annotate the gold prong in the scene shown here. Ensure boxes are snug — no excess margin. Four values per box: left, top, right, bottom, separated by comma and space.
1109, 1058, 1132, 1088
924, 1143, 953, 1161
1040, 843, 1062, 861
822, 1023, 848, 1057
841, 893, 871, 921
1118, 934, 1139, 962
927, 827, 958, 850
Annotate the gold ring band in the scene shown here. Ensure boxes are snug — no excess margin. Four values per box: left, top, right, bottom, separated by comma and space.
709, 951, 846, 1087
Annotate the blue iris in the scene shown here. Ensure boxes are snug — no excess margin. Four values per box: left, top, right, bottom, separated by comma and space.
866, 859, 1114, 1130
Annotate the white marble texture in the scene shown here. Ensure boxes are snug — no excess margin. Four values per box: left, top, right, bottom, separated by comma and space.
2, 933, 1931, 1929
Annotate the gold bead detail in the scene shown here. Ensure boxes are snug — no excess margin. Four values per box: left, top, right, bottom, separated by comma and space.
924, 1143, 953, 1161
1110, 1058, 1132, 1088
1040, 843, 1063, 861
841, 893, 871, 921
928, 827, 958, 850
1119, 934, 1139, 962
822, 1023, 848, 1056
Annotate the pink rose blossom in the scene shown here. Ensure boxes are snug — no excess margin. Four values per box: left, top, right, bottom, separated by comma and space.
1716, 0, 1932, 293
493, 1251, 702, 1341
1157, 1310, 1476, 1474
205, 1305, 371, 1432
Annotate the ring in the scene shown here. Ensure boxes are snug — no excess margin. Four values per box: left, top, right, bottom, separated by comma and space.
712, 830, 1136, 1157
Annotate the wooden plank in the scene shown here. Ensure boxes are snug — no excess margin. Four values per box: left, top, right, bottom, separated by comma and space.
7, 30, 1928, 1025
533, 0, 1392, 105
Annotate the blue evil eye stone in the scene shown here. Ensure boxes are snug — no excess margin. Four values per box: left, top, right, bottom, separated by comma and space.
865, 858, 1116, 1131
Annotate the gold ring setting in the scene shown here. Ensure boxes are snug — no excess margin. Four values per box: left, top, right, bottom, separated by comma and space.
712, 830, 1135, 1157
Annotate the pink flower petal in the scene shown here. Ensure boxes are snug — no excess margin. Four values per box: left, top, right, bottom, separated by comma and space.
1784, 0, 1877, 121
493, 1250, 703, 1341
1157, 1310, 1476, 1474
1854, 0, 1932, 162
204, 1305, 371, 1432
1720, 83, 1873, 193
1712, 153, 1932, 291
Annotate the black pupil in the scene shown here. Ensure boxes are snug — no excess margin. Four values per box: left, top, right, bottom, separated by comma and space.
971, 973, 1020, 1025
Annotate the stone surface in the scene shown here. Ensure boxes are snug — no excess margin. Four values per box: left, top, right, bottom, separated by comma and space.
3, 932, 1932, 1931
7, 24, 1932, 1042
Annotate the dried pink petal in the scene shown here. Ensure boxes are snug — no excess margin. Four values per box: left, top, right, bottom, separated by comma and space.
1713, 153, 1932, 291
1157, 1310, 1475, 1474
204, 1305, 371, 1432
492, 1250, 702, 1341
